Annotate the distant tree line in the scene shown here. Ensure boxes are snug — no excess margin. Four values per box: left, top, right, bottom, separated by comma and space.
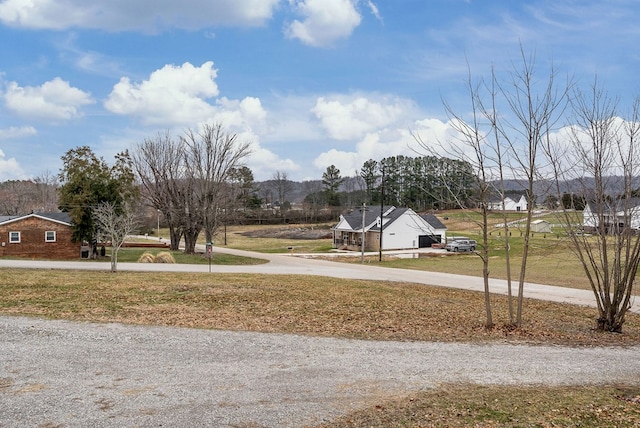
360, 155, 476, 211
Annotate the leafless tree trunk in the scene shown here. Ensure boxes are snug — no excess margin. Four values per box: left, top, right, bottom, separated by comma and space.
181, 123, 251, 251
93, 201, 138, 273
0, 175, 58, 215
414, 64, 495, 328
415, 49, 570, 328
483, 70, 516, 323
303, 180, 324, 222
34, 170, 59, 212
271, 171, 293, 207
545, 82, 640, 332
495, 49, 570, 325
132, 131, 185, 251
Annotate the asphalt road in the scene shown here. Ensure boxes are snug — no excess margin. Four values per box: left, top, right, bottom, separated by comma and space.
0, 244, 634, 312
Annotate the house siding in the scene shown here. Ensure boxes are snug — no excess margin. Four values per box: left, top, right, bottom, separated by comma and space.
0, 217, 79, 259
332, 206, 447, 251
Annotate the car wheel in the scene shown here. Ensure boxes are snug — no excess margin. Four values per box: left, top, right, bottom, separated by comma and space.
471, 246, 476, 251
453, 247, 458, 252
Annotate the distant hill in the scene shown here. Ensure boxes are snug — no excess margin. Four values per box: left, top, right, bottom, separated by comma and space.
254, 175, 637, 206
500, 176, 637, 201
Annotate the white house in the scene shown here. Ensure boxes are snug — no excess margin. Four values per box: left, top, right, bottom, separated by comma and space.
488, 195, 528, 211
583, 199, 640, 233
332, 206, 447, 251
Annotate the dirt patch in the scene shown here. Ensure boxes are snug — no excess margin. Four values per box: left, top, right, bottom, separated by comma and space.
240, 227, 332, 240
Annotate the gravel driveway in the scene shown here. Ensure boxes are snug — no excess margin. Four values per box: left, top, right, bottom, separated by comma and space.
2, 316, 640, 427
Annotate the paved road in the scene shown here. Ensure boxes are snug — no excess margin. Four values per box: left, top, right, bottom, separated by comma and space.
0, 244, 635, 312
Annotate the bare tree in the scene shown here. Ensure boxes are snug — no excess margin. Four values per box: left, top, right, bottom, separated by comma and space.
133, 125, 251, 254
93, 201, 138, 273
415, 50, 570, 328
545, 82, 640, 332
132, 131, 185, 251
33, 170, 59, 212
302, 180, 324, 222
271, 170, 293, 208
182, 123, 252, 251
496, 49, 571, 325
0, 172, 58, 215
414, 64, 496, 328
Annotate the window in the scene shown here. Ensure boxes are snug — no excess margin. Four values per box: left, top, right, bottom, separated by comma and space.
9, 231, 20, 243
45, 231, 56, 242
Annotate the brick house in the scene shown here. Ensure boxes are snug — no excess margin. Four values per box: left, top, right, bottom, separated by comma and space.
0, 212, 80, 259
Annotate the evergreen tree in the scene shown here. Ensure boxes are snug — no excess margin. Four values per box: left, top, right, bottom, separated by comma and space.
322, 165, 344, 206
58, 146, 138, 244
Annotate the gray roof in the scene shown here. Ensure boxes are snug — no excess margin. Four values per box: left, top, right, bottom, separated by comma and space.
585, 197, 640, 212
421, 213, 446, 230
340, 205, 398, 231
34, 212, 72, 224
337, 206, 447, 231
0, 212, 72, 226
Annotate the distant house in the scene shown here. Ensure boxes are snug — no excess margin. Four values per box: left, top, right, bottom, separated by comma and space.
583, 199, 640, 233
488, 195, 528, 212
0, 212, 80, 259
332, 206, 447, 251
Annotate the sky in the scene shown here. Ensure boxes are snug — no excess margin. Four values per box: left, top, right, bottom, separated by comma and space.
1, 0, 640, 182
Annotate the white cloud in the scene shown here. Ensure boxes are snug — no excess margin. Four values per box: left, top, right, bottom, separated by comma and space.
313, 116, 462, 176
247, 145, 301, 181
0, 148, 25, 180
0, 126, 37, 139
0, 0, 280, 32
3, 78, 94, 121
312, 95, 412, 140
214, 96, 268, 132
285, 0, 361, 47
365, 0, 382, 23
104, 61, 219, 126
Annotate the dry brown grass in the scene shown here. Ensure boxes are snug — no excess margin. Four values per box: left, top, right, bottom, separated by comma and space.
218, 223, 335, 253
318, 384, 640, 428
0, 269, 638, 347
154, 251, 176, 263
2, 266, 640, 426
137, 252, 156, 263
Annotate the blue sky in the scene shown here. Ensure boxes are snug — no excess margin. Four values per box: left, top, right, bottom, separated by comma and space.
1, 0, 639, 182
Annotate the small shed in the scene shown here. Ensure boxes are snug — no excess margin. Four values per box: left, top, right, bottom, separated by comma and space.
530, 219, 552, 233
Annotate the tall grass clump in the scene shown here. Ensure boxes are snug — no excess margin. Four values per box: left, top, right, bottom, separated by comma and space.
154, 252, 176, 263
137, 252, 156, 263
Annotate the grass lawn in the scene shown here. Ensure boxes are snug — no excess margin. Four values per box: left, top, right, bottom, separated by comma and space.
102, 247, 267, 265
1, 269, 638, 346
205, 223, 336, 253
319, 384, 640, 428
6, 212, 638, 427
2, 267, 640, 426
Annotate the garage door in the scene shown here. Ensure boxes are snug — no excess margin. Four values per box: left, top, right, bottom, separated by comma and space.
418, 235, 440, 248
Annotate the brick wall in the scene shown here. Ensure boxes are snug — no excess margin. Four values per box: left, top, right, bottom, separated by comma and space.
0, 217, 80, 259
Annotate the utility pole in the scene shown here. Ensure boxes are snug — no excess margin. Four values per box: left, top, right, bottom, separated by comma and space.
379, 167, 385, 262
361, 203, 367, 264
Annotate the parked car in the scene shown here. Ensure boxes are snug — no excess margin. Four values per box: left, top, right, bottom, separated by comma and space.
445, 239, 477, 252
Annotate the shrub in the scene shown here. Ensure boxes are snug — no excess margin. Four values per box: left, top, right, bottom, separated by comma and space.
154, 252, 176, 264
137, 252, 156, 263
